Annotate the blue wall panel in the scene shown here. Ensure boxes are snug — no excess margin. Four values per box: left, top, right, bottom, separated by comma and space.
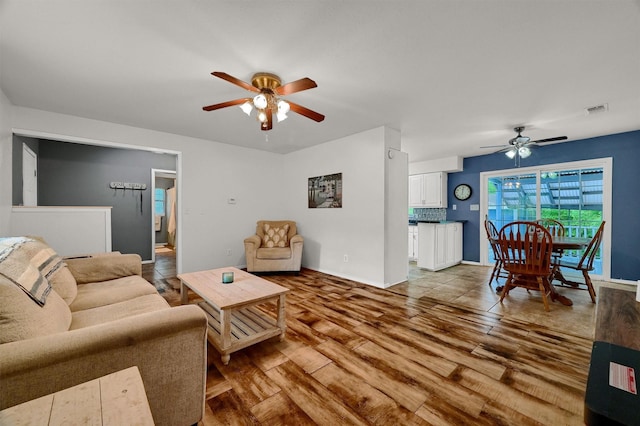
446, 129, 640, 281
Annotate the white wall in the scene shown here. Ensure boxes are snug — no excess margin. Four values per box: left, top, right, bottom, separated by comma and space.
7, 107, 285, 273
0, 87, 13, 235
283, 127, 406, 287
408, 155, 462, 174
3, 107, 408, 288
384, 127, 409, 287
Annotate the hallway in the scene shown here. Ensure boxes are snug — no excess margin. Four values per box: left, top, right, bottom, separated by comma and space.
141, 245, 180, 305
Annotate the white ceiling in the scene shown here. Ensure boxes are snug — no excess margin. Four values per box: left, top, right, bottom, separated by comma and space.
1, 1, 639, 162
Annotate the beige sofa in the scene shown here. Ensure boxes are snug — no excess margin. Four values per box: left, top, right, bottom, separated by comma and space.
0, 237, 208, 426
244, 220, 304, 272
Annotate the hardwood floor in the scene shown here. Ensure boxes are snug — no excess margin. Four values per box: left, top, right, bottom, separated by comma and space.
143, 249, 628, 425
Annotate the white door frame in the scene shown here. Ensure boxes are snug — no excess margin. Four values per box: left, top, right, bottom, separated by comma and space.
151, 169, 176, 264
479, 157, 612, 281
22, 143, 38, 206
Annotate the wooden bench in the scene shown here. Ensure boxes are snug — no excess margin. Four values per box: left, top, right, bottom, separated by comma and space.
585, 286, 640, 425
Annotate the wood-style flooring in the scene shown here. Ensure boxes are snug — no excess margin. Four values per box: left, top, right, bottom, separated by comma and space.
143, 248, 630, 425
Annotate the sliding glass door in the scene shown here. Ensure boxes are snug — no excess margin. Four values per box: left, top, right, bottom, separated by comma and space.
481, 158, 611, 279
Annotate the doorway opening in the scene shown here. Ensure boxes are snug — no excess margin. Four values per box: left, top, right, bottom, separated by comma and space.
151, 169, 176, 264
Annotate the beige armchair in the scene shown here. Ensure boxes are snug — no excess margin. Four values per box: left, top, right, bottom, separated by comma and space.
244, 220, 303, 273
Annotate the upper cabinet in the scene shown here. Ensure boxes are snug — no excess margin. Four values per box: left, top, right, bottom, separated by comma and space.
408, 172, 447, 208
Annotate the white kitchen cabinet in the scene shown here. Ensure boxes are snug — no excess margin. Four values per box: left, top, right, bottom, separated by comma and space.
416, 222, 463, 271
408, 226, 419, 260
408, 172, 447, 208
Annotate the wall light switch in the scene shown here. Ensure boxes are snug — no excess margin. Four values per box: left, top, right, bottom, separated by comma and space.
452, 204, 457, 210
470, 204, 480, 211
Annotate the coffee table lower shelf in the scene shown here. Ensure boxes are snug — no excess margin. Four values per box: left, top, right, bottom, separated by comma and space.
198, 302, 284, 364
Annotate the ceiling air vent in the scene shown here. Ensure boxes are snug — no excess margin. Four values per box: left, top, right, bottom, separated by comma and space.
585, 103, 608, 115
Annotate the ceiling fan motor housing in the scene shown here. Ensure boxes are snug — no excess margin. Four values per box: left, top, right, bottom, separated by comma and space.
251, 73, 282, 91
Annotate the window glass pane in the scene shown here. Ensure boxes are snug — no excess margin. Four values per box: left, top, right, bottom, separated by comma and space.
154, 188, 165, 216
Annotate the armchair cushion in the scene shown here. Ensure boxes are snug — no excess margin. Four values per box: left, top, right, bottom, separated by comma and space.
262, 223, 290, 248
256, 247, 293, 260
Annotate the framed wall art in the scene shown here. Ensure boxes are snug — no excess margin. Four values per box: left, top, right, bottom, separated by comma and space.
308, 173, 342, 208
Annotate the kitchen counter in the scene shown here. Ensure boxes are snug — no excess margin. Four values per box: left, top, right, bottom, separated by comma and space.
409, 220, 466, 225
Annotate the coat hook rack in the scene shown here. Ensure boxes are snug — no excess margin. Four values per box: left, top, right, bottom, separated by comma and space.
109, 182, 147, 190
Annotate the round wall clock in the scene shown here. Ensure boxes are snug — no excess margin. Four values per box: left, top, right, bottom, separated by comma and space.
454, 184, 472, 201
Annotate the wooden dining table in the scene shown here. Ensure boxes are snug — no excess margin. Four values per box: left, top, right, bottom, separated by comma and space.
548, 235, 592, 288
491, 234, 592, 306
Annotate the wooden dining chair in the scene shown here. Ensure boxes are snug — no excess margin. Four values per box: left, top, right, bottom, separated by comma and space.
484, 218, 508, 288
536, 218, 566, 264
497, 221, 554, 311
553, 221, 605, 303
535, 219, 565, 237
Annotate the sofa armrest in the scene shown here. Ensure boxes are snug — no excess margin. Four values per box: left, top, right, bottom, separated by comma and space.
0, 305, 207, 426
65, 253, 142, 284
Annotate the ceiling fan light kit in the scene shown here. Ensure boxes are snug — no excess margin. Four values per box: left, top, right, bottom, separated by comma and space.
203, 71, 325, 132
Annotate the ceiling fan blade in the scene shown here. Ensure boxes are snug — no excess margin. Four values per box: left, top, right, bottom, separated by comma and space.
275, 78, 317, 96
202, 98, 249, 111
480, 144, 510, 149
211, 72, 259, 93
287, 101, 325, 122
261, 108, 273, 131
531, 136, 568, 144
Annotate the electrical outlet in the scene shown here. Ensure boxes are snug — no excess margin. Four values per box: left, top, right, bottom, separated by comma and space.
343, 254, 349, 262
225, 249, 232, 256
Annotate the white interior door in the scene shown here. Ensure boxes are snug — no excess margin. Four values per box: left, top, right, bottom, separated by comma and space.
22, 144, 37, 206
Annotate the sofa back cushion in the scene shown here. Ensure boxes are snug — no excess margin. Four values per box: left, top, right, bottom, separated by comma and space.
0, 275, 72, 344
49, 265, 78, 305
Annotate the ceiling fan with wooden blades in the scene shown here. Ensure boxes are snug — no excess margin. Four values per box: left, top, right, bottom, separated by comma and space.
203, 71, 325, 131
481, 126, 567, 165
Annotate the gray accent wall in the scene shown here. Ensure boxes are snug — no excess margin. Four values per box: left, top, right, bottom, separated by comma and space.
17, 138, 176, 260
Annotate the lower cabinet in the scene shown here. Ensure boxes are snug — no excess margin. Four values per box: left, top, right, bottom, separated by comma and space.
416, 222, 463, 271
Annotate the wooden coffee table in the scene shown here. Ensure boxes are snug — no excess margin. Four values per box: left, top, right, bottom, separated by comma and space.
178, 267, 289, 365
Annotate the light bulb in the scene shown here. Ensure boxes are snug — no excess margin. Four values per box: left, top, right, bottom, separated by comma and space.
277, 100, 290, 114
239, 101, 253, 116
277, 112, 288, 122
253, 94, 267, 109
505, 149, 516, 159
257, 110, 267, 123
518, 146, 531, 158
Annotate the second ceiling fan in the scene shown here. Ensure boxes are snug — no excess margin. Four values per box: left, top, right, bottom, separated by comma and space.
202, 71, 325, 131
482, 126, 567, 164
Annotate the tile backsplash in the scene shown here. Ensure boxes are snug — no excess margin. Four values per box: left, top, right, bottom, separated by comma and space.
410, 208, 446, 221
